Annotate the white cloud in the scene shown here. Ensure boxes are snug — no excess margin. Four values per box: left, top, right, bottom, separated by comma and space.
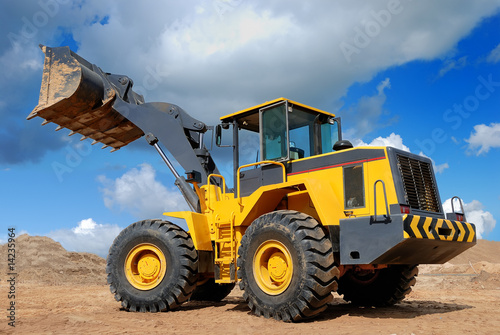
376, 77, 391, 95
432, 162, 450, 174
486, 43, 500, 63
352, 133, 450, 174
48, 218, 122, 257
465, 123, 500, 155
72, 218, 98, 235
344, 78, 393, 139
353, 132, 410, 152
437, 56, 467, 78
64, 1, 500, 124
442, 198, 496, 239
418, 151, 450, 174
2, 1, 500, 162
98, 163, 188, 219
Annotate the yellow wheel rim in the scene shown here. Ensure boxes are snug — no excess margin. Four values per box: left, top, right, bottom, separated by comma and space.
253, 240, 293, 295
125, 243, 167, 290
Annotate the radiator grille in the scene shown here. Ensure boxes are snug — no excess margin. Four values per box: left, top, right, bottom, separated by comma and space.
397, 155, 440, 212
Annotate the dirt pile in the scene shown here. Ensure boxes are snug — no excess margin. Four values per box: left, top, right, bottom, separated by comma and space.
1, 235, 498, 334
0, 234, 106, 285
447, 239, 500, 264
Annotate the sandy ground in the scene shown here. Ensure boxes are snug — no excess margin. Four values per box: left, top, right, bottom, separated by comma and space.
1, 236, 499, 334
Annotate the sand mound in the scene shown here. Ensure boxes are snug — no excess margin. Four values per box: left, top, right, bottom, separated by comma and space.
447, 239, 500, 264
0, 234, 106, 285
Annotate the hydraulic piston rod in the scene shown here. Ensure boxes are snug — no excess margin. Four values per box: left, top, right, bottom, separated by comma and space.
146, 133, 200, 212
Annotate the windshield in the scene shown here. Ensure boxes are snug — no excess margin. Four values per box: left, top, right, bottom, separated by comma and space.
259, 102, 339, 161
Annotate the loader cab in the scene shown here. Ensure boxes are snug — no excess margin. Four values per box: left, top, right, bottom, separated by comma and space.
219, 98, 341, 195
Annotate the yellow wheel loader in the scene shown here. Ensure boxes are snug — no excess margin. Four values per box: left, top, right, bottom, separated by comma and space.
29, 45, 476, 321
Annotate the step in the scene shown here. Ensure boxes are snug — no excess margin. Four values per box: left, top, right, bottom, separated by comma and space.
215, 257, 234, 262
215, 238, 234, 243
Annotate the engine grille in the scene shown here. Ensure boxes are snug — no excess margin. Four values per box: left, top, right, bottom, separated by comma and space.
397, 155, 440, 212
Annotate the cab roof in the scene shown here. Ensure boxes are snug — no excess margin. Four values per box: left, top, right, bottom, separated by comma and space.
220, 98, 335, 132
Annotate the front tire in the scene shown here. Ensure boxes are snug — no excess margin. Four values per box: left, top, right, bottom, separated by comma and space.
338, 264, 418, 307
106, 219, 198, 312
237, 210, 339, 321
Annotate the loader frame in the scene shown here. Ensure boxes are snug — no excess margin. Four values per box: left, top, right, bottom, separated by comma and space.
28, 45, 476, 321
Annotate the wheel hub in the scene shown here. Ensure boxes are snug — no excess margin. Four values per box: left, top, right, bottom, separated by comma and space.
268, 252, 287, 282
253, 240, 293, 295
137, 253, 161, 280
125, 243, 167, 290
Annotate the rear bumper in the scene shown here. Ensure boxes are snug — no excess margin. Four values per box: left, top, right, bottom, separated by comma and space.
339, 214, 476, 265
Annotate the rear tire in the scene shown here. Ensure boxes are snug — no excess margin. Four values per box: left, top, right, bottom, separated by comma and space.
237, 210, 339, 321
190, 278, 235, 302
106, 219, 198, 312
338, 264, 418, 307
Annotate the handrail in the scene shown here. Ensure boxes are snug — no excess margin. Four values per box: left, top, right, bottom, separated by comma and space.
373, 179, 391, 223
237, 161, 286, 204
450, 196, 464, 214
206, 174, 226, 211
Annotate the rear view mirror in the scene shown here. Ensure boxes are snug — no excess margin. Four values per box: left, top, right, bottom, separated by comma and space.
215, 124, 222, 147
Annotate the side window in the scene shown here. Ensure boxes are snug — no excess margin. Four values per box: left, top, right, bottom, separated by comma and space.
260, 102, 288, 161
344, 164, 365, 208
321, 121, 339, 154
239, 128, 260, 166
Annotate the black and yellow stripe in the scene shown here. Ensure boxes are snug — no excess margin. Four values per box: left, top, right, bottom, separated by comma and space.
403, 214, 476, 242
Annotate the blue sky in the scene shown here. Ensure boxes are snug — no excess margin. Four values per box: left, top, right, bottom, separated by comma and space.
0, 1, 499, 257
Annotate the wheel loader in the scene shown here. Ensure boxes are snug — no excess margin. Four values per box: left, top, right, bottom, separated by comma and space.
28, 45, 476, 321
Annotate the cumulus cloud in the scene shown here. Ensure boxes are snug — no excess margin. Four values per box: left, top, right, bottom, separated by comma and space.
48, 218, 122, 257
352, 132, 450, 174
97, 163, 188, 219
486, 43, 500, 63
2, 1, 500, 163
442, 198, 496, 239
353, 132, 410, 152
465, 123, 500, 155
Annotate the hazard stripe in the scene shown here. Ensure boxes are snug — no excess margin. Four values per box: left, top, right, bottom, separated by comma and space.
452, 220, 460, 242
422, 216, 434, 239
403, 214, 476, 242
407, 216, 418, 238
465, 222, 475, 242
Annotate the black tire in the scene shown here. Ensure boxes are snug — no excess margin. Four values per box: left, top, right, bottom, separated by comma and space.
338, 264, 418, 307
106, 219, 198, 312
237, 210, 339, 322
190, 278, 235, 302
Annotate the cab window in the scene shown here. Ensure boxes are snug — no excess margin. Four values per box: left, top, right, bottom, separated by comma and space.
259, 101, 340, 161
260, 102, 288, 161
344, 164, 365, 208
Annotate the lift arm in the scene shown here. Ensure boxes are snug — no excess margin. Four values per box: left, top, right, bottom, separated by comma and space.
28, 45, 219, 210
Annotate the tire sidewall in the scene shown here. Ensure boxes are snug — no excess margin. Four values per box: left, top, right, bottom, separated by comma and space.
109, 223, 182, 304
242, 216, 305, 310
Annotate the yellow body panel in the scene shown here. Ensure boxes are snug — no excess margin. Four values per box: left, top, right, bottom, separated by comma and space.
164, 145, 475, 282
164, 211, 213, 251
286, 147, 398, 224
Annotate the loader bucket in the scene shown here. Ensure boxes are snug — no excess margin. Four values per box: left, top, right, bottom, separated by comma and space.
27, 45, 143, 150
